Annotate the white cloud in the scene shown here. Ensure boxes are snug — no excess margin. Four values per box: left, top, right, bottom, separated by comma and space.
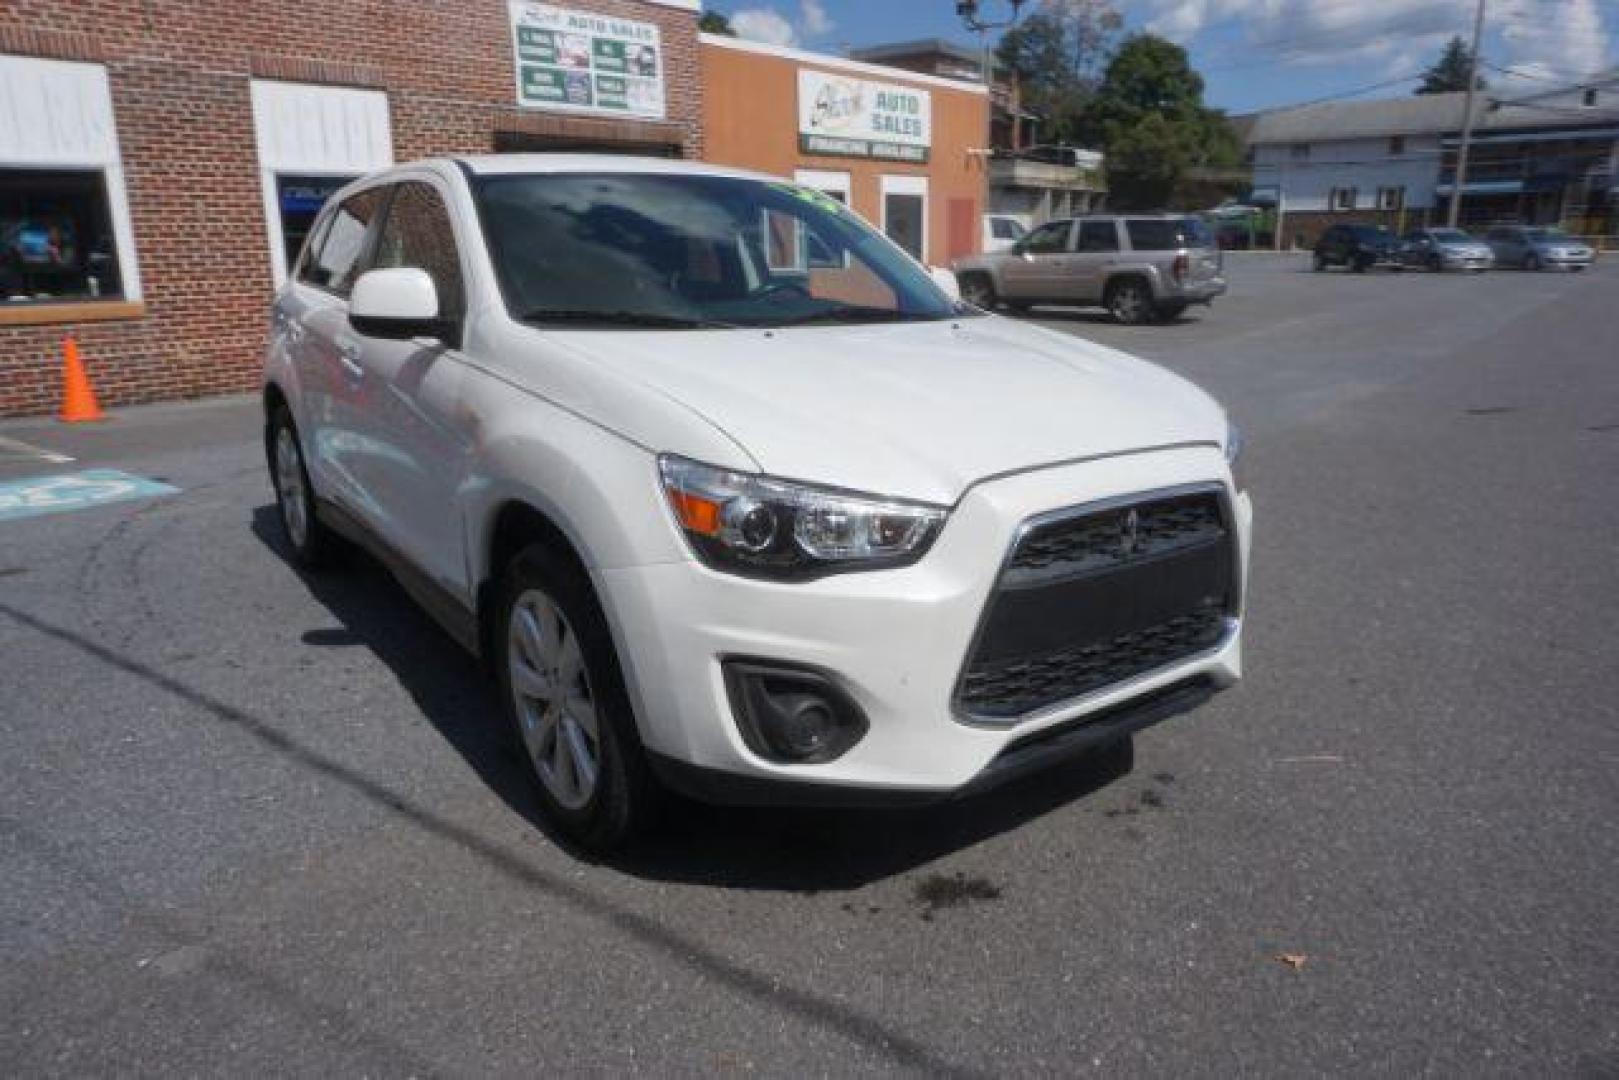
800, 0, 834, 37
1138, 0, 1614, 85
729, 1, 835, 48
732, 8, 798, 46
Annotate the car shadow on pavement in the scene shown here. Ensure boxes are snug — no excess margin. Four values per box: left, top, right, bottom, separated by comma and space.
249, 506, 1136, 891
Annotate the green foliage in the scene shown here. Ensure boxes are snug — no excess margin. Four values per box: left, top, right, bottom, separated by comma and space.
1086, 34, 1241, 210
994, 0, 1123, 143
1416, 36, 1486, 94
699, 10, 734, 35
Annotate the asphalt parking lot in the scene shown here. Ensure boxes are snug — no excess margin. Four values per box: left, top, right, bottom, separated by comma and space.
2, 254, 1616, 1075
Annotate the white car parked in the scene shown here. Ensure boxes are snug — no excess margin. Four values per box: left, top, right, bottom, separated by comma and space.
263, 156, 1252, 851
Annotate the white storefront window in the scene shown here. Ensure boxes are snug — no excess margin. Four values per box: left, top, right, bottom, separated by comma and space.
250, 80, 393, 286
0, 55, 141, 306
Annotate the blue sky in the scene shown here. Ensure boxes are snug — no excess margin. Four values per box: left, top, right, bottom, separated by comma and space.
711, 0, 1619, 115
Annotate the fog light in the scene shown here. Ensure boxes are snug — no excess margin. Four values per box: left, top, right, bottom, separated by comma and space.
723, 659, 869, 764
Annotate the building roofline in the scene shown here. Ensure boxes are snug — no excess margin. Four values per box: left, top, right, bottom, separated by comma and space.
699, 33, 991, 95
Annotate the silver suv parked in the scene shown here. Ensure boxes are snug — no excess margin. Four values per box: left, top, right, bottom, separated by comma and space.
952, 214, 1227, 324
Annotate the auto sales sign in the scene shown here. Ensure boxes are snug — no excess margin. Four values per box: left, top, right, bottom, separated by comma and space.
798, 70, 931, 163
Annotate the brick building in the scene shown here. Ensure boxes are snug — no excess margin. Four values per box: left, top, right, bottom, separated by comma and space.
0, 1, 704, 417
701, 34, 990, 267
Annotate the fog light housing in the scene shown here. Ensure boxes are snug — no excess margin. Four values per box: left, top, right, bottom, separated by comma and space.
722, 659, 869, 764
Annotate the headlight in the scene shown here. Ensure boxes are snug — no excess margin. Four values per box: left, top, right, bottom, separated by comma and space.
658, 455, 948, 580
1225, 421, 1246, 492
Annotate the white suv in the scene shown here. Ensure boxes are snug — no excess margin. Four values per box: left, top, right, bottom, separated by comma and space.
263, 156, 1252, 851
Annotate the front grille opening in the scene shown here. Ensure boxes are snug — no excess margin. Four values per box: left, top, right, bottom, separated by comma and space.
958, 489, 1235, 721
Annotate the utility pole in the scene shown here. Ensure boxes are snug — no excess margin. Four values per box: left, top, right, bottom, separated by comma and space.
957, 1, 1027, 145
1447, 0, 1487, 228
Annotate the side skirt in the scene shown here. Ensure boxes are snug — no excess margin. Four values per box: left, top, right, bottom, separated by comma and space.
315, 498, 481, 658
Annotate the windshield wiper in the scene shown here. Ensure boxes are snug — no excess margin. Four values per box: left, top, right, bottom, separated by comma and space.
771, 306, 946, 327
520, 308, 737, 330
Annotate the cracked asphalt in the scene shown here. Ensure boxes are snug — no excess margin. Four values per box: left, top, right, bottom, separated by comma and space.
2, 255, 1616, 1075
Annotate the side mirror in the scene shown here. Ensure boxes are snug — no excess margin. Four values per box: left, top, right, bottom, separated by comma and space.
929, 266, 962, 301
349, 268, 456, 344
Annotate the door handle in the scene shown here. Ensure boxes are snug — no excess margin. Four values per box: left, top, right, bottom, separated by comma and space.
336, 341, 364, 379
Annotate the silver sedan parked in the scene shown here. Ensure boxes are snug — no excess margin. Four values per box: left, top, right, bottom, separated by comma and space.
1484, 225, 1594, 272
1396, 229, 1495, 272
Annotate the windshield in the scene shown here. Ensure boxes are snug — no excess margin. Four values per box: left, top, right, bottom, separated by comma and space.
1525, 228, 1568, 242
473, 172, 963, 329
1430, 230, 1474, 243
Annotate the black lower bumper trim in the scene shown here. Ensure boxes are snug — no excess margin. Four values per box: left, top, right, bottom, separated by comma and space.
646, 676, 1218, 808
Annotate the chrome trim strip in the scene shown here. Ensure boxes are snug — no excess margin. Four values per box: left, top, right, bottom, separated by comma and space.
950, 480, 1242, 729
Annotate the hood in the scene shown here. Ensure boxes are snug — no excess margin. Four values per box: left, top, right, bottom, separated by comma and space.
548, 317, 1225, 505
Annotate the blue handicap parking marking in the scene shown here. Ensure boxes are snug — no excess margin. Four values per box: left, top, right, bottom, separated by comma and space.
0, 469, 180, 523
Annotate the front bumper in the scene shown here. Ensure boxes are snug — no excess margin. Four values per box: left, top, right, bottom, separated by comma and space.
1441, 251, 1495, 270
1542, 250, 1594, 269
1170, 277, 1228, 303
598, 445, 1252, 802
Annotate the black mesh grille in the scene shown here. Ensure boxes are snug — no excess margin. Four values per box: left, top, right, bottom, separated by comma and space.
958, 490, 1235, 719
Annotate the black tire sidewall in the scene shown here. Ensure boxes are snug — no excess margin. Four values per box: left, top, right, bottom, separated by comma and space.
962, 273, 997, 310
495, 544, 653, 852
1108, 280, 1149, 324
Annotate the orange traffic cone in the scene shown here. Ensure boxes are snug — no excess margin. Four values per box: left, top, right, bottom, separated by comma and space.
59, 336, 105, 423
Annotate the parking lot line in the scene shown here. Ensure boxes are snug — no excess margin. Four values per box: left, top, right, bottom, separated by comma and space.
0, 434, 75, 465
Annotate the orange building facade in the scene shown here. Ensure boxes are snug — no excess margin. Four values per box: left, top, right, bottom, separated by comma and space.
700, 34, 990, 267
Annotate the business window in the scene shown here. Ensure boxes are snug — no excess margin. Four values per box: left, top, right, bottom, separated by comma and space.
1330, 187, 1358, 211
0, 170, 124, 303
0, 55, 141, 316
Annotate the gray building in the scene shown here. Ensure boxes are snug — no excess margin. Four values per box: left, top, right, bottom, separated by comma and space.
1246, 72, 1619, 246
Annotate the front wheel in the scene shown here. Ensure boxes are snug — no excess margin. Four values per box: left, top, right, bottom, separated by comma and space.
1524, 252, 1542, 272
267, 405, 339, 570
1105, 279, 1153, 325
959, 273, 998, 310
496, 544, 659, 853
1312, 254, 1327, 272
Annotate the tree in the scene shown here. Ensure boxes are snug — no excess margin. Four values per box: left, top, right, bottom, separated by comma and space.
698, 10, 734, 35
994, 0, 1122, 143
1416, 36, 1485, 94
1085, 34, 1240, 210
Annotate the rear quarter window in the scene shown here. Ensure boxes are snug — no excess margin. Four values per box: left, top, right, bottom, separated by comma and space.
1125, 218, 1211, 251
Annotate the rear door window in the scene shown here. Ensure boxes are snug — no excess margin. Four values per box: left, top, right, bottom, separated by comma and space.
302, 187, 386, 297
1077, 220, 1119, 253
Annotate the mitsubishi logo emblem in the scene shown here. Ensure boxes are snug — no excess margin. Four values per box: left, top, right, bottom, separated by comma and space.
1119, 508, 1141, 556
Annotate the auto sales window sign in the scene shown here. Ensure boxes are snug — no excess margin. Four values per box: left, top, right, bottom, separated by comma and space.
798, 70, 931, 163
509, 2, 665, 119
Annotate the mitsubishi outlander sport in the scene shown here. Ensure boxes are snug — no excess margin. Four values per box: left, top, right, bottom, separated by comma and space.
263, 156, 1252, 851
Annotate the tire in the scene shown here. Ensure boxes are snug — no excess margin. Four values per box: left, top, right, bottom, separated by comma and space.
1153, 301, 1188, 323
1105, 278, 1153, 325
496, 543, 658, 853
1524, 252, 1541, 272
959, 273, 998, 310
1352, 254, 1372, 273
1312, 254, 1327, 272
1428, 253, 1445, 273
267, 405, 339, 570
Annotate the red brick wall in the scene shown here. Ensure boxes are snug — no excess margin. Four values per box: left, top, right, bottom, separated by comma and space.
0, 0, 703, 417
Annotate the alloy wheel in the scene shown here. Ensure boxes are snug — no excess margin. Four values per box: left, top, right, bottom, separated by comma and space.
274, 426, 308, 550
508, 589, 600, 810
